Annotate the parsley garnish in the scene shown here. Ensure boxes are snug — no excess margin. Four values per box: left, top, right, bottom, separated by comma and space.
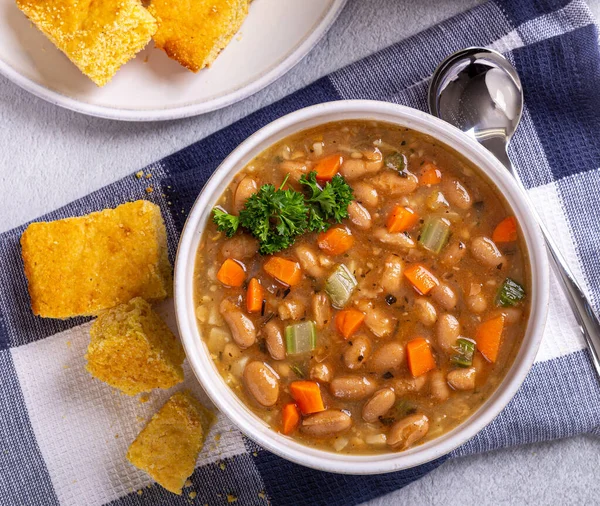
212, 171, 353, 255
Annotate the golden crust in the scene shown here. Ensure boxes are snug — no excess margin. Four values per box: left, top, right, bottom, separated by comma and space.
149, 0, 249, 72
20, 201, 172, 319
127, 391, 214, 494
15, 0, 157, 86
86, 297, 184, 395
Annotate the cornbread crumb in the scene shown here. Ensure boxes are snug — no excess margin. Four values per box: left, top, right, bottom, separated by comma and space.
136, 171, 144, 179
146, 186, 154, 194
139, 393, 150, 404
86, 298, 184, 395
149, 0, 249, 72
227, 494, 238, 503
15, 0, 157, 86
127, 391, 214, 495
189, 491, 197, 499
184, 479, 193, 488
21, 201, 172, 319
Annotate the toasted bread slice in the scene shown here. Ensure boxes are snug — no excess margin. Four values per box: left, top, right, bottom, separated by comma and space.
149, 0, 249, 72
127, 391, 214, 494
21, 201, 172, 318
15, 0, 157, 86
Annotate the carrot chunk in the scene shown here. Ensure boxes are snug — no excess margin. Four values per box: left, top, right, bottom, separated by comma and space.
404, 263, 439, 295
335, 309, 365, 339
406, 337, 436, 377
216, 258, 246, 287
317, 227, 354, 255
386, 205, 420, 233
492, 216, 518, 243
263, 257, 303, 286
476, 315, 505, 363
246, 278, 264, 313
281, 403, 301, 435
314, 154, 342, 181
289, 381, 325, 414
419, 162, 442, 185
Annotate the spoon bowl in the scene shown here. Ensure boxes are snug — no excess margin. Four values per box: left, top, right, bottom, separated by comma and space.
429, 46, 600, 377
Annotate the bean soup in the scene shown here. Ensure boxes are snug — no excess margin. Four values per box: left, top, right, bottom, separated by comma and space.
193, 121, 530, 454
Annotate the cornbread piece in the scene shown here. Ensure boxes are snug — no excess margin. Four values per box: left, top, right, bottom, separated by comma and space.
15, 0, 157, 86
86, 298, 184, 395
127, 391, 214, 494
21, 200, 172, 319
149, 0, 249, 72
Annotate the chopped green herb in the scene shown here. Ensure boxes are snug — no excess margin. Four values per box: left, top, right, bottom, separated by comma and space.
212, 171, 353, 255
496, 278, 526, 306
289, 364, 305, 378
384, 152, 407, 173
213, 208, 239, 237
451, 337, 476, 367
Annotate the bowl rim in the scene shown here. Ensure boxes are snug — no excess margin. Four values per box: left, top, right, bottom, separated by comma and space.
174, 100, 549, 474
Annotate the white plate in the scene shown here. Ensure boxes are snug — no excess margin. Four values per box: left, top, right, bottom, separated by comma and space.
0, 0, 346, 121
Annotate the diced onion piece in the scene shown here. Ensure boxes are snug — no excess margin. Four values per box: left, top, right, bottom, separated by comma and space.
285, 321, 317, 355
325, 264, 358, 308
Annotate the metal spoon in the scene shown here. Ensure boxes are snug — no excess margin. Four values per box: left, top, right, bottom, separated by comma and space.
428, 47, 600, 376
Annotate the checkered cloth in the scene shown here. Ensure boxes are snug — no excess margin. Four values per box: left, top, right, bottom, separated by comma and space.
1, 0, 599, 504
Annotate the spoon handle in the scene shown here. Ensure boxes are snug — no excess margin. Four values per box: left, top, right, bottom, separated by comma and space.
483, 139, 600, 374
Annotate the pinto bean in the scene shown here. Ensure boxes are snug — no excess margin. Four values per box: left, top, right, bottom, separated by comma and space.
301, 410, 352, 437
466, 292, 487, 313
278, 298, 306, 321
312, 292, 332, 329
436, 314, 460, 352
373, 228, 416, 249
387, 414, 429, 450
233, 176, 258, 213
370, 171, 418, 195
500, 307, 523, 324
220, 299, 256, 349
441, 240, 467, 266
380, 255, 404, 295
330, 375, 377, 400
431, 283, 458, 311
310, 362, 333, 383
470, 237, 506, 268
369, 342, 405, 373
352, 182, 379, 207
391, 375, 427, 395
414, 298, 437, 327
356, 300, 394, 337
243, 361, 280, 407
347, 201, 372, 230
279, 160, 309, 181
430, 370, 450, 402
263, 320, 285, 360
339, 158, 382, 180
447, 368, 476, 390
343, 335, 372, 370
362, 388, 396, 423
295, 245, 326, 278
443, 178, 472, 210
220, 235, 259, 259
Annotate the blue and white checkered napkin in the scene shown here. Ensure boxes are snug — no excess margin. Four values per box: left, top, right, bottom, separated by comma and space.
1, 0, 600, 504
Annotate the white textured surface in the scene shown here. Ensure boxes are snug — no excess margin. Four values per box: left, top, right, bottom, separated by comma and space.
1, 0, 600, 504
10, 302, 246, 506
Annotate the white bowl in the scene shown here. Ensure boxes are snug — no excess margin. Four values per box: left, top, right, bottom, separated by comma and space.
174, 100, 549, 474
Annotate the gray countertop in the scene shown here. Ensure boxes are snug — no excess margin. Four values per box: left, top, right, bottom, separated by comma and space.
1, 1, 599, 504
